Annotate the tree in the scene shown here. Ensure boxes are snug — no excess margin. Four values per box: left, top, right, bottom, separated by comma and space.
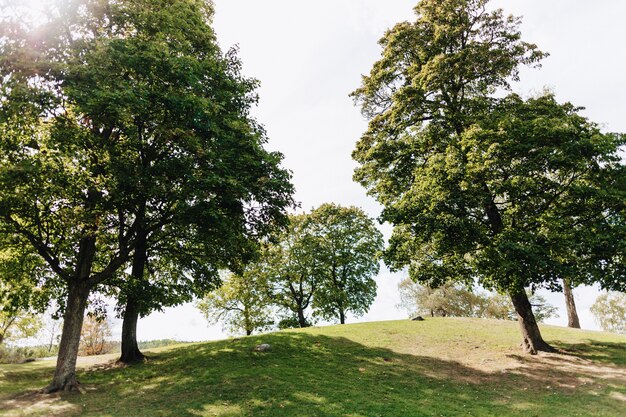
398, 279, 557, 322
0, 246, 48, 347
0, 0, 293, 390
308, 204, 383, 324
0, 311, 41, 347
352, 0, 624, 353
397, 279, 483, 318
590, 292, 626, 334
264, 214, 323, 328
197, 269, 273, 336
39, 311, 63, 353
79, 314, 112, 356
562, 279, 580, 328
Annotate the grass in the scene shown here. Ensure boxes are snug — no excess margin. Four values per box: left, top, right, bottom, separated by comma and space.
1, 318, 625, 416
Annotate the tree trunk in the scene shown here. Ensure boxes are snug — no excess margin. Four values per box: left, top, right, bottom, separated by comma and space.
119, 297, 145, 364
509, 290, 556, 354
118, 220, 147, 364
339, 308, 345, 325
246, 329, 252, 336
562, 279, 581, 329
43, 280, 90, 393
297, 308, 307, 328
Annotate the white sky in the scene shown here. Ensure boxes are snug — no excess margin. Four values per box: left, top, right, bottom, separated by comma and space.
16, 0, 626, 340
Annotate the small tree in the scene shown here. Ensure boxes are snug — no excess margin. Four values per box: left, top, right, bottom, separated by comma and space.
309, 204, 383, 324
397, 279, 483, 318
590, 292, 626, 334
197, 269, 273, 336
39, 311, 63, 353
0, 311, 41, 347
79, 314, 112, 356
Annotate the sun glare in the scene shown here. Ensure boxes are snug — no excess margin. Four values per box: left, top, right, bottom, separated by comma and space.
1, 0, 52, 25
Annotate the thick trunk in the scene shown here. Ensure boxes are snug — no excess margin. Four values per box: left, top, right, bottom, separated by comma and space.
43, 280, 90, 393
0, 333, 4, 346
119, 297, 145, 364
246, 329, 252, 336
509, 290, 556, 354
339, 309, 345, 325
297, 308, 307, 328
562, 279, 581, 329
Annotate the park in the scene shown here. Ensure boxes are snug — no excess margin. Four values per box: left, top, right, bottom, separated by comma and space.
0, 0, 625, 416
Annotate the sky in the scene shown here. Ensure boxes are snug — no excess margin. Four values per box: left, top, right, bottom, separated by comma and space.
12, 0, 626, 342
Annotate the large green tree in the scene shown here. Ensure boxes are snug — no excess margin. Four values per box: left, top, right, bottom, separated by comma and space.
264, 214, 321, 328
0, 0, 293, 391
308, 204, 383, 324
58, 0, 292, 365
352, 0, 624, 353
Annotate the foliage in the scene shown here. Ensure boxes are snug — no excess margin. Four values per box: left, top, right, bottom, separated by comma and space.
79, 314, 113, 356
258, 204, 382, 327
308, 204, 383, 324
398, 279, 557, 322
263, 214, 322, 328
0, 311, 41, 347
0, 247, 47, 347
1, 319, 626, 416
352, 0, 624, 353
591, 292, 626, 334
197, 270, 274, 336
0, 0, 293, 387
397, 279, 484, 318
482, 292, 557, 323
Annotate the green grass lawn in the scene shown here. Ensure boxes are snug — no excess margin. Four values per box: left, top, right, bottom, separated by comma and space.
1, 318, 625, 416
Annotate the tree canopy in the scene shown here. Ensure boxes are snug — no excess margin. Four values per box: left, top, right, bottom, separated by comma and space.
0, 0, 293, 391
352, 0, 625, 354
590, 292, 626, 334
308, 204, 383, 324
197, 269, 274, 336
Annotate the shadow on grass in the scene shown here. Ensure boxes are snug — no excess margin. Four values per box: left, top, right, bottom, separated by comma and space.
550, 340, 626, 366
2, 333, 626, 417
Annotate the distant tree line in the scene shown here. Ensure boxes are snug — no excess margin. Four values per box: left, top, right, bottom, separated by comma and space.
398, 279, 558, 323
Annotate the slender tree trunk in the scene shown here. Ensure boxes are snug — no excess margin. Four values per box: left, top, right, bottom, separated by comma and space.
1, 316, 16, 346
43, 280, 90, 393
297, 308, 307, 328
562, 279, 581, 329
119, 297, 145, 364
509, 290, 556, 354
118, 225, 147, 364
339, 309, 345, 324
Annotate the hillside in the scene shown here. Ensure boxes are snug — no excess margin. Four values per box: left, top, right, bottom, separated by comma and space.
1, 318, 625, 416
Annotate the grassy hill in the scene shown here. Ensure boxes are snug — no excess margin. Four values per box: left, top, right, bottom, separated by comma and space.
1, 318, 625, 416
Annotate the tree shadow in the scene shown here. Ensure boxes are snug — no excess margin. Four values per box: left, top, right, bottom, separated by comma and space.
550, 340, 626, 366
0, 332, 615, 416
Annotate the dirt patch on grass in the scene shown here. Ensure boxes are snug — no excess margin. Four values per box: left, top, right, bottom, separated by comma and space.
0, 390, 80, 417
